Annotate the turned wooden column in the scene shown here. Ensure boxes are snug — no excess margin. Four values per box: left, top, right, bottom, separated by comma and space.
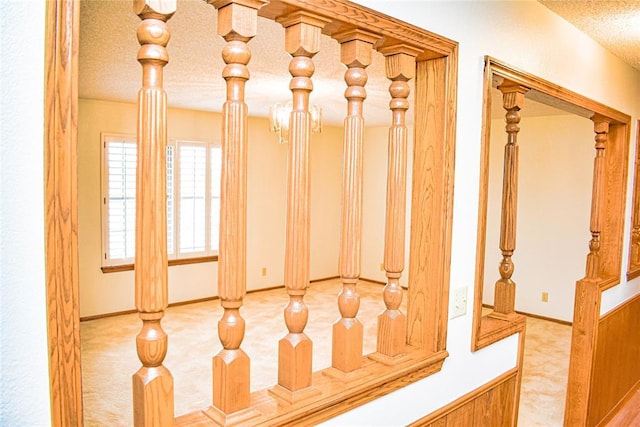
204, 0, 266, 423
331, 30, 378, 373
376, 46, 418, 358
132, 1, 175, 425
491, 81, 528, 318
585, 114, 610, 279
271, 11, 328, 403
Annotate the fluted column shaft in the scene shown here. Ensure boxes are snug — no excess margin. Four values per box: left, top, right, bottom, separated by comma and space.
206, 0, 266, 420
376, 46, 418, 358
274, 12, 328, 400
331, 30, 378, 373
492, 81, 528, 317
132, 1, 175, 425
585, 114, 610, 279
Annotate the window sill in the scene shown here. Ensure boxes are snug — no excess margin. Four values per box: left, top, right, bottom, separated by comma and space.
101, 255, 218, 273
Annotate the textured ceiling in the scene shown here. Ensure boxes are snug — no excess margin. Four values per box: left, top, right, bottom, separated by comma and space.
79, 0, 390, 126
79, 1, 639, 125
539, 0, 640, 71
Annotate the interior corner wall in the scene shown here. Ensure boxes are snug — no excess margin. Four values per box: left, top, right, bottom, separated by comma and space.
78, 99, 343, 318
483, 114, 594, 322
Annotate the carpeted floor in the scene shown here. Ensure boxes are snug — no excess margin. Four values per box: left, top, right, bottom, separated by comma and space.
80, 279, 571, 426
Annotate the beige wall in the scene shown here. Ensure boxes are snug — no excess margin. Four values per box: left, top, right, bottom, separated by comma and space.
483, 114, 594, 322
78, 99, 343, 317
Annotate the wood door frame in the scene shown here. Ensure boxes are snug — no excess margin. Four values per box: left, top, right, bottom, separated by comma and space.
44, 0, 83, 425
470, 56, 631, 423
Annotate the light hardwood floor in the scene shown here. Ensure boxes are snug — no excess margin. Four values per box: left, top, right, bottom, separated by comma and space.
80, 279, 571, 426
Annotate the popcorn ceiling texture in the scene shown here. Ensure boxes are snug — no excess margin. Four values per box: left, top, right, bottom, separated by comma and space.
79, 0, 390, 126
539, 0, 640, 71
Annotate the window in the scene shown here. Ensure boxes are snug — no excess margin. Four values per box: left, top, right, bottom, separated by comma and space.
101, 134, 221, 267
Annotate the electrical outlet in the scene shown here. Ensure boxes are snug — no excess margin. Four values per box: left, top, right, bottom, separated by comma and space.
542, 292, 548, 302
451, 287, 467, 318
262, 267, 267, 276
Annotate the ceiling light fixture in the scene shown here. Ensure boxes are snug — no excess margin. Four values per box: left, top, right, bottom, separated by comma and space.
269, 102, 323, 144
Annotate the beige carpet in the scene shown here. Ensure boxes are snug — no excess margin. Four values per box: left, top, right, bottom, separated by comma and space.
81, 279, 571, 426
518, 316, 571, 426
81, 279, 396, 426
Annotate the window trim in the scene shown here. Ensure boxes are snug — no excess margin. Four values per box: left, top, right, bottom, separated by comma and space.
100, 133, 222, 270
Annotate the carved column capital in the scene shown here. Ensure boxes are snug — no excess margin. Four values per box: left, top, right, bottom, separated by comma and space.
379, 44, 421, 82
133, 0, 176, 20
210, 0, 267, 42
277, 11, 330, 57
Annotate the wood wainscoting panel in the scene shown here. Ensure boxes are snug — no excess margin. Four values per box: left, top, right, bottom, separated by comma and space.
588, 293, 640, 426
409, 369, 518, 427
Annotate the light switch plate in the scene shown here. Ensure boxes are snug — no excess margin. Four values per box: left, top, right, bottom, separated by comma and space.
451, 287, 467, 318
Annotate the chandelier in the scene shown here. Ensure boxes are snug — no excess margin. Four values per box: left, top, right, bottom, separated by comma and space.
269, 102, 323, 144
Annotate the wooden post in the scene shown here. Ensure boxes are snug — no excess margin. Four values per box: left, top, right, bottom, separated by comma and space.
204, 0, 266, 424
375, 45, 419, 359
491, 80, 528, 318
132, 1, 175, 426
585, 114, 610, 279
329, 30, 378, 374
270, 11, 328, 403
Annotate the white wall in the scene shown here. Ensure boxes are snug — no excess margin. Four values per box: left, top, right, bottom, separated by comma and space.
5, 1, 640, 425
78, 99, 343, 317
483, 114, 594, 322
0, 1, 51, 425
325, 1, 640, 425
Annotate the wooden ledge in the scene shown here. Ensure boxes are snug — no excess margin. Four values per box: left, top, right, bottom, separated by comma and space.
101, 255, 219, 273
175, 348, 448, 426
473, 313, 526, 352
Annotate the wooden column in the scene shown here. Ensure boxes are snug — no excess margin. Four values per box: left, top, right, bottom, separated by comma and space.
376, 46, 418, 359
585, 114, 610, 279
132, 1, 175, 426
491, 81, 528, 318
270, 12, 327, 403
329, 30, 378, 374
204, 1, 265, 424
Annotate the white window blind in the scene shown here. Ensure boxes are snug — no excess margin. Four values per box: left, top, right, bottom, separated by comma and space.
178, 143, 207, 255
103, 137, 137, 264
210, 146, 221, 252
102, 134, 221, 267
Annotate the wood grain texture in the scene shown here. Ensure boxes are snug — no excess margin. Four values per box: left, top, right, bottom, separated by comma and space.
277, 12, 327, 394
376, 48, 416, 358
585, 115, 609, 279
208, 0, 266, 416
409, 369, 519, 426
565, 278, 601, 426
44, 0, 83, 425
627, 121, 640, 280
473, 56, 631, 354
331, 31, 376, 373
48, 0, 460, 424
176, 349, 448, 426
491, 81, 528, 318
132, 3, 175, 425
258, 0, 457, 60
407, 56, 454, 353
598, 122, 630, 286
588, 293, 640, 426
